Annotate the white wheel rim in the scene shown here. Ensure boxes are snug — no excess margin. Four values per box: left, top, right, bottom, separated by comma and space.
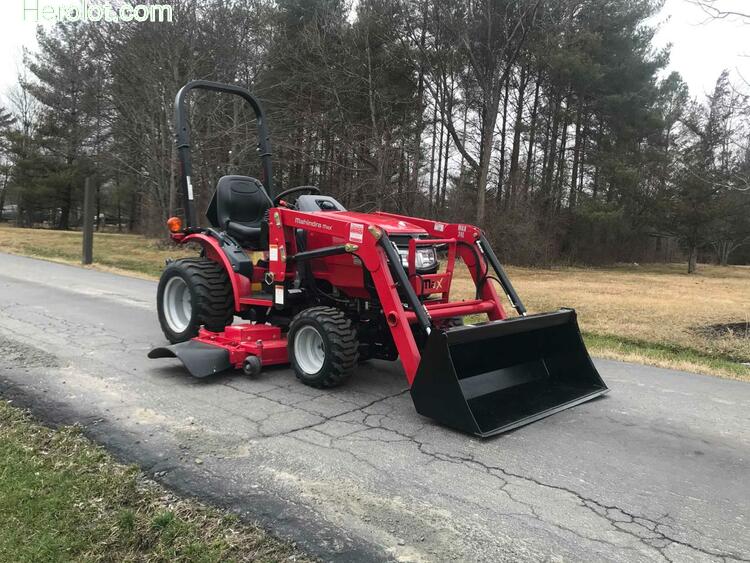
294, 325, 325, 375
163, 276, 192, 333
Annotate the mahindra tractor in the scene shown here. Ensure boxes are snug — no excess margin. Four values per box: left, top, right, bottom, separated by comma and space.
149, 81, 608, 437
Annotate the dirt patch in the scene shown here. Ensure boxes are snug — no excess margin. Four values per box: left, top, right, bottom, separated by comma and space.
0, 334, 60, 369
694, 322, 750, 339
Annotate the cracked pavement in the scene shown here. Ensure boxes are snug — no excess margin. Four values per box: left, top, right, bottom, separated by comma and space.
0, 252, 748, 562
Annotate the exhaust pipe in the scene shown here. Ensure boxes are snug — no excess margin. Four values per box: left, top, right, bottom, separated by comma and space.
410, 309, 608, 437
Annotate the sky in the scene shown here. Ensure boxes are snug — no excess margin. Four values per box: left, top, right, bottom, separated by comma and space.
651, 0, 749, 96
0, 0, 748, 106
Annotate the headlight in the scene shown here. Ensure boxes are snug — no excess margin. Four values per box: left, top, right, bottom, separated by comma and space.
395, 243, 437, 271
415, 247, 437, 269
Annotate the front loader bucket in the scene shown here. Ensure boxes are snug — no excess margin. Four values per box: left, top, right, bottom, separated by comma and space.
410, 309, 607, 437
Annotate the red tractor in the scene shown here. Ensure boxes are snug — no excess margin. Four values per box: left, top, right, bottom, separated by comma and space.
149, 81, 607, 437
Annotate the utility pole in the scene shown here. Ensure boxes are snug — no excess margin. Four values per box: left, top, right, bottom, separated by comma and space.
82, 177, 94, 265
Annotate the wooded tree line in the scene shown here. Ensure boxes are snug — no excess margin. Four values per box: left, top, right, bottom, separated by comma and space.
1, 0, 749, 269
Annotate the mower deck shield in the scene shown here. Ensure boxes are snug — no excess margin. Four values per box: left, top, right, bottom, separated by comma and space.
410, 309, 608, 437
148, 340, 232, 378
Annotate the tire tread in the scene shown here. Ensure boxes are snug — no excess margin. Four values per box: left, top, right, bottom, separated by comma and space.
157, 257, 234, 342
289, 306, 358, 388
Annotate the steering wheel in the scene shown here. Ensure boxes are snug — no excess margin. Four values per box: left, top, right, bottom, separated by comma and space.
273, 185, 321, 206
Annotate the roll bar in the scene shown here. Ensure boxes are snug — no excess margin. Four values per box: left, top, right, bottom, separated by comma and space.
174, 80, 274, 227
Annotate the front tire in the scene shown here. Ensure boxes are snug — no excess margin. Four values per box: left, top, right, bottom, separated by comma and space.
157, 258, 234, 343
288, 307, 359, 388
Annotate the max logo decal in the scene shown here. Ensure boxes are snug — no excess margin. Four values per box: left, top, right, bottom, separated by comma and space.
422, 278, 444, 291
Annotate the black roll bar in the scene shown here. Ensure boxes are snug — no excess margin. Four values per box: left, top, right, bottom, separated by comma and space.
174, 80, 274, 227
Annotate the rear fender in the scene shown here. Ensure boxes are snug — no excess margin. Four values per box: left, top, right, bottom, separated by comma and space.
180, 233, 249, 311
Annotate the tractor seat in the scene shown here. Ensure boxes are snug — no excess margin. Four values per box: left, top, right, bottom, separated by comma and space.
214, 175, 272, 247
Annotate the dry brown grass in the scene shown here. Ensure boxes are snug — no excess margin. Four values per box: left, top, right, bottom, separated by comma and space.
453, 263, 750, 379
0, 224, 194, 278
1, 224, 748, 379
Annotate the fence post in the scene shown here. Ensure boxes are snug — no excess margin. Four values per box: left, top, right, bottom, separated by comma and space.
82, 177, 94, 265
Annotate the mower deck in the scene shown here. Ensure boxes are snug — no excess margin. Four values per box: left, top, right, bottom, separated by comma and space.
148, 324, 288, 378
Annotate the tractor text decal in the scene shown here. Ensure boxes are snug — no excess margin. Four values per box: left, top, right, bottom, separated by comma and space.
294, 217, 333, 231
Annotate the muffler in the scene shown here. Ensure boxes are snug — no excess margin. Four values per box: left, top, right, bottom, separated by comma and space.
410, 309, 608, 437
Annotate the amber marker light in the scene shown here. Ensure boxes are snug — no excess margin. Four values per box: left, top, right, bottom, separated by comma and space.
167, 216, 183, 232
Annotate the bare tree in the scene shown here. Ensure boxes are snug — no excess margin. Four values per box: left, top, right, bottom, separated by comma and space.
688, 0, 750, 21
402, 0, 540, 225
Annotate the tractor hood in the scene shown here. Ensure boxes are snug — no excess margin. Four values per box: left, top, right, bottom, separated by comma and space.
326, 211, 427, 235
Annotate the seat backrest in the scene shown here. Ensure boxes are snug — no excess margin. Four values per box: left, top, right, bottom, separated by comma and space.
215, 175, 272, 229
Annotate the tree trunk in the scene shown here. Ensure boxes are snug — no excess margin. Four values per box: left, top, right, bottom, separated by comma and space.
688, 245, 698, 274
456, 103, 469, 198
409, 11, 427, 216
508, 65, 528, 210
553, 94, 572, 212
128, 189, 138, 233
428, 99, 438, 214
524, 75, 541, 198
58, 182, 73, 230
0, 172, 7, 221
476, 92, 502, 225
441, 119, 450, 213
496, 75, 510, 208
578, 130, 587, 197
569, 98, 584, 210
592, 121, 604, 200
94, 181, 102, 231
435, 102, 444, 214
541, 93, 562, 211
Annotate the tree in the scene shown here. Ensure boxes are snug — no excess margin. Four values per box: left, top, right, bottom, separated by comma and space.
25, 23, 103, 229
0, 106, 16, 221
403, 0, 540, 225
671, 71, 746, 272
688, 0, 750, 21
2, 0, 746, 269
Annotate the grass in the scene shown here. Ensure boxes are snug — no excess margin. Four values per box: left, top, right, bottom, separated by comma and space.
0, 224, 748, 380
453, 262, 750, 380
0, 399, 308, 563
0, 224, 194, 278
582, 333, 750, 379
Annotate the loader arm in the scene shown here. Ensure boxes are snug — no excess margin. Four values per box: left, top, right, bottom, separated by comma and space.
270, 207, 424, 380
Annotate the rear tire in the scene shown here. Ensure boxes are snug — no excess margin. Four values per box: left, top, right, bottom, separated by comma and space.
157, 257, 234, 343
288, 307, 359, 388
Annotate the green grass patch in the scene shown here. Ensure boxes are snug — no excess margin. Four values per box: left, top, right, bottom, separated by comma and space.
583, 332, 750, 380
0, 400, 308, 563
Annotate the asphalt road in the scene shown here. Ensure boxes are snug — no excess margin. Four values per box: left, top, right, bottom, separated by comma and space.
0, 252, 748, 562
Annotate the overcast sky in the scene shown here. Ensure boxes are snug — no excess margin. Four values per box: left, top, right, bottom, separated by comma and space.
0, 0, 748, 106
